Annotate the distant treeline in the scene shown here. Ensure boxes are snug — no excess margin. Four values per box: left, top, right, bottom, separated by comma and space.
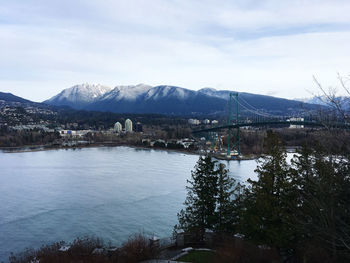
0, 126, 60, 147
36, 109, 188, 129
239, 128, 350, 155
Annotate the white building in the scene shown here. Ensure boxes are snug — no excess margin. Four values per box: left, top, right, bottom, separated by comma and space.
114, 122, 122, 133
203, 119, 210, 124
125, 119, 133, 132
288, 117, 304, 129
211, 120, 219, 125
188, 119, 200, 125
59, 130, 91, 137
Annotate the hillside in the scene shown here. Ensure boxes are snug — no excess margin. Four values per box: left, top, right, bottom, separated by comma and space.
0, 92, 32, 104
44, 84, 320, 116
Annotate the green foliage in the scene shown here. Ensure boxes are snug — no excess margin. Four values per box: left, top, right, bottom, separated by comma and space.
240, 131, 298, 251
51, 109, 187, 129
176, 155, 242, 239
153, 141, 166, 148
166, 141, 185, 149
215, 163, 243, 233
291, 144, 350, 261
176, 131, 350, 261
177, 155, 218, 236
238, 131, 350, 261
0, 129, 60, 147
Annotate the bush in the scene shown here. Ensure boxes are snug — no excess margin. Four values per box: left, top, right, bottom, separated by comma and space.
153, 141, 166, 148
119, 234, 157, 263
166, 142, 184, 149
69, 236, 104, 256
9, 237, 110, 263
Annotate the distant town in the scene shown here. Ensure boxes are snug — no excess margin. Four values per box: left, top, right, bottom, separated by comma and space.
1, 98, 327, 160
1, 85, 349, 160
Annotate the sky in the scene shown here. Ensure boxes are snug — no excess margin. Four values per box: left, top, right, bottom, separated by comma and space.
1, 0, 350, 102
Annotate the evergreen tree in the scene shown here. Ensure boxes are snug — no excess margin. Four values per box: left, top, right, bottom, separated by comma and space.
215, 163, 243, 234
292, 144, 350, 261
176, 155, 218, 238
240, 131, 298, 253
176, 155, 244, 238
290, 143, 318, 245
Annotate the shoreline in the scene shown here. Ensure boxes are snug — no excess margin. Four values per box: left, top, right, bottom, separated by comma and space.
0, 143, 298, 160
0, 143, 260, 160
0, 142, 200, 156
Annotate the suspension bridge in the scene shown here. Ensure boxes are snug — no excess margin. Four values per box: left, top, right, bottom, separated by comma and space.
192, 92, 349, 158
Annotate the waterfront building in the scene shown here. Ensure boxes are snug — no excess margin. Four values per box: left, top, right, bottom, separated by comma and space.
188, 119, 200, 125
59, 129, 91, 137
203, 119, 210, 124
114, 122, 122, 133
125, 119, 133, 132
288, 117, 304, 129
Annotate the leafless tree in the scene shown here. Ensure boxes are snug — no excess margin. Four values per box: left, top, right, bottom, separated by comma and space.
313, 73, 350, 123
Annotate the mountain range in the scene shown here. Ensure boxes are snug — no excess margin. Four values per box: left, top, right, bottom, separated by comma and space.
43, 84, 321, 116
0, 91, 32, 104
296, 95, 350, 110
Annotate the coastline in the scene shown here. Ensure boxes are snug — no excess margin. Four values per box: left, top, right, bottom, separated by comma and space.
0, 142, 200, 156
0, 143, 298, 160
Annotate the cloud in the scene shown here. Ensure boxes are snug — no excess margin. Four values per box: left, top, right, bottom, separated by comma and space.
0, 0, 349, 101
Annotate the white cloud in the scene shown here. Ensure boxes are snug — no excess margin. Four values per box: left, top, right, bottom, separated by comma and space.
0, 0, 349, 101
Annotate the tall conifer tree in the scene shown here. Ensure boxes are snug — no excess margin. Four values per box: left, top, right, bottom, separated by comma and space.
176, 155, 218, 238
241, 131, 297, 252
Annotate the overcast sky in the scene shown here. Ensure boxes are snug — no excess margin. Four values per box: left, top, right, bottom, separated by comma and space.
1, 0, 350, 102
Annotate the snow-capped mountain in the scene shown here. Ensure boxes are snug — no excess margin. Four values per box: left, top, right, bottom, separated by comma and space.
44, 83, 112, 109
199, 87, 317, 114
101, 84, 193, 102
295, 96, 327, 105
198, 88, 231, 100
296, 96, 350, 110
86, 85, 226, 115
101, 84, 152, 101
144, 85, 192, 100
44, 84, 322, 116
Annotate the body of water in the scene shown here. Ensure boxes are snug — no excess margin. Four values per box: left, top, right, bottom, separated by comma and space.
0, 146, 258, 261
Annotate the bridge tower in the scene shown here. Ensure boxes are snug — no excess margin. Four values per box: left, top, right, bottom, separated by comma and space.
227, 92, 241, 157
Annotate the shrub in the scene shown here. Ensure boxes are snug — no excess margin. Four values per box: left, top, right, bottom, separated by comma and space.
119, 234, 157, 263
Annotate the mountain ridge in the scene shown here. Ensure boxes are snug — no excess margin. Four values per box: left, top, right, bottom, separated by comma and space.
296, 95, 350, 109
43, 83, 321, 116
0, 91, 33, 104
45, 83, 112, 109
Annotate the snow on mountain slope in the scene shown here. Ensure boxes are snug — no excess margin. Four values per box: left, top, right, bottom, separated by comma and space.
296, 96, 350, 109
145, 85, 193, 100
45, 83, 112, 108
44, 83, 322, 115
101, 84, 152, 101
99, 84, 192, 102
85, 84, 227, 114
198, 88, 231, 100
